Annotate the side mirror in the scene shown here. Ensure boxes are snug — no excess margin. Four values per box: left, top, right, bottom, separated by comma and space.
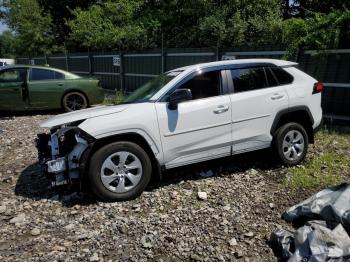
168, 89, 192, 110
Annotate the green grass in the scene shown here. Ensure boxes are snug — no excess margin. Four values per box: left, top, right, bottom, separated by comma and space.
284, 128, 350, 190
103, 90, 125, 105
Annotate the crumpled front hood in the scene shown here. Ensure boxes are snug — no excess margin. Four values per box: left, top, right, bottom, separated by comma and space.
40, 105, 129, 128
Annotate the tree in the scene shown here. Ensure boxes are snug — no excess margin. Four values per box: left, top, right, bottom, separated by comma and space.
281, 9, 350, 57
68, 0, 149, 50
0, 31, 16, 57
1, 0, 56, 55
38, 0, 98, 46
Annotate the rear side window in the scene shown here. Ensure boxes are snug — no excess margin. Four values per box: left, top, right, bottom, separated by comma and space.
54, 71, 64, 79
230, 68, 267, 93
30, 68, 65, 81
270, 67, 293, 85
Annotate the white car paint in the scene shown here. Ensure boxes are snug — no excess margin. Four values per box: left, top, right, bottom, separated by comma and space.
40, 59, 322, 170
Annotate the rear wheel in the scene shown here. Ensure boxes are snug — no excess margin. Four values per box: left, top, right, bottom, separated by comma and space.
62, 92, 88, 112
274, 122, 308, 166
88, 141, 152, 201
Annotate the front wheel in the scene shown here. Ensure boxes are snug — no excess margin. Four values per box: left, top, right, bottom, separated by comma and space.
88, 142, 152, 201
62, 92, 88, 112
274, 122, 309, 166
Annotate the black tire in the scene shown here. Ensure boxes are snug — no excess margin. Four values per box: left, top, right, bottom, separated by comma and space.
88, 141, 152, 201
274, 122, 309, 166
62, 91, 88, 112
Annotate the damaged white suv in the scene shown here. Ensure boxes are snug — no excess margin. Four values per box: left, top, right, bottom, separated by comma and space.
36, 59, 323, 201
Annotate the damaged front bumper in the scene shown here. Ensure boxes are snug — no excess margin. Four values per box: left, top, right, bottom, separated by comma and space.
35, 127, 94, 187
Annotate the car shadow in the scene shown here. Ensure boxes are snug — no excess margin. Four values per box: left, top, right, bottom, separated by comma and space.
158, 148, 283, 188
14, 162, 98, 207
15, 148, 282, 206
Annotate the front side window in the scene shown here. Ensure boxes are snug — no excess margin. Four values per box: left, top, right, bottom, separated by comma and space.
230, 68, 267, 93
30, 68, 57, 81
176, 71, 221, 100
0, 69, 27, 83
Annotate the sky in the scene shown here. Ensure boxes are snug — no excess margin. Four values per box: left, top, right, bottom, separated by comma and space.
0, 22, 8, 33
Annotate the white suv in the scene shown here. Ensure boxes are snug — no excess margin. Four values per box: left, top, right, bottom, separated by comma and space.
36, 59, 323, 201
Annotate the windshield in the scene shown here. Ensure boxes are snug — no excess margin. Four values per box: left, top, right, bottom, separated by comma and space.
123, 71, 182, 103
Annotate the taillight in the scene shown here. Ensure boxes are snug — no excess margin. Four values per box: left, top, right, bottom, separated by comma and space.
313, 82, 324, 94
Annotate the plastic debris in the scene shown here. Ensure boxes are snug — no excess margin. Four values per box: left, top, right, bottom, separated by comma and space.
271, 182, 350, 261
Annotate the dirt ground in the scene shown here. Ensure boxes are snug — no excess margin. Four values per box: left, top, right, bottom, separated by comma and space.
0, 113, 347, 261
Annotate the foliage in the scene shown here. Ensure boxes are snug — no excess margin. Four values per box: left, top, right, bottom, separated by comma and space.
38, 0, 97, 46
0, 0, 349, 55
281, 9, 350, 58
1, 0, 55, 55
68, 0, 148, 50
103, 90, 125, 105
0, 31, 16, 57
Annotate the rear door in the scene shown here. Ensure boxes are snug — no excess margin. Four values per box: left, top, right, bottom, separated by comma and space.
27, 68, 66, 108
228, 66, 289, 153
0, 68, 28, 110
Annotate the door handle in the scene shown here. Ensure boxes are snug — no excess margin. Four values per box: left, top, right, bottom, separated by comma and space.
270, 93, 284, 100
57, 83, 64, 86
213, 105, 229, 114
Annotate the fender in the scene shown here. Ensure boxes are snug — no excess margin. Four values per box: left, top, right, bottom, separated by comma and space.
270, 106, 314, 135
93, 128, 161, 161
79, 130, 163, 186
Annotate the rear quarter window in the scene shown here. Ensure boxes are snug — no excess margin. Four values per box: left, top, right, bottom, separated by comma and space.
270, 67, 294, 85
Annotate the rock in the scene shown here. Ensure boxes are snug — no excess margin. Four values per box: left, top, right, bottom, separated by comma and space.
197, 191, 207, 200
171, 191, 178, 199
9, 213, 26, 224
190, 253, 203, 261
248, 168, 258, 176
0, 205, 6, 214
229, 237, 238, 246
269, 203, 275, 209
198, 169, 214, 178
49, 195, 59, 202
64, 223, 75, 231
141, 234, 154, 249
30, 228, 41, 236
244, 232, 254, 238
89, 252, 99, 262
235, 250, 244, 258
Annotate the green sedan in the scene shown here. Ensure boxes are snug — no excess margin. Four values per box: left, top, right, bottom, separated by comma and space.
0, 65, 104, 112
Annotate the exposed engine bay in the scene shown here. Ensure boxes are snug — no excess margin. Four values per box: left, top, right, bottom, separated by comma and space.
35, 125, 94, 186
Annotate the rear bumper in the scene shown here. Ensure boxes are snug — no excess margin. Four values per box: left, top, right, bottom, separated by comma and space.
313, 117, 323, 134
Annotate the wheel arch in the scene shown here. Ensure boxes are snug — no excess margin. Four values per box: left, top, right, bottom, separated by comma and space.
271, 106, 315, 143
80, 132, 162, 186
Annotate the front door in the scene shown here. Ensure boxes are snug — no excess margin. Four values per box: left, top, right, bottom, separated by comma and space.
0, 68, 28, 110
155, 70, 232, 169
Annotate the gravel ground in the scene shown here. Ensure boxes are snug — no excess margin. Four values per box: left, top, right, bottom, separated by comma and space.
0, 114, 322, 261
